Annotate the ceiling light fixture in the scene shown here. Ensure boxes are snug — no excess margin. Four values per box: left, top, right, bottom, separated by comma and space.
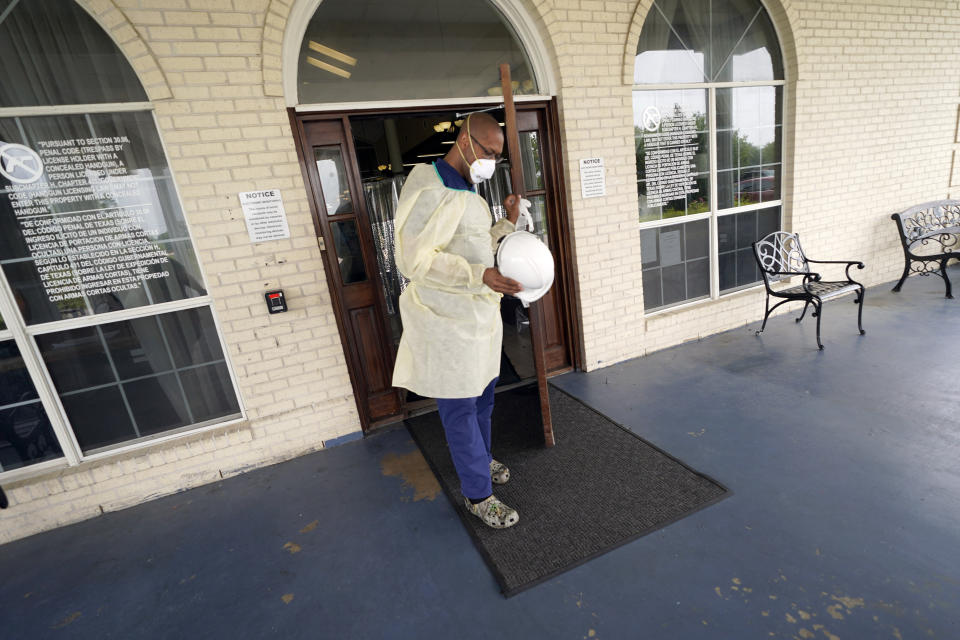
306, 56, 351, 79
308, 41, 357, 66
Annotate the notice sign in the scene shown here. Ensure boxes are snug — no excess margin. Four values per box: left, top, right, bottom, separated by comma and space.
579, 157, 606, 199
5, 137, 172, 303
239, 189, 290, 243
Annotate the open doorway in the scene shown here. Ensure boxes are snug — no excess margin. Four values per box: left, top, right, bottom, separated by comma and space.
292, 101, 576, 430
348, 110, 539, 405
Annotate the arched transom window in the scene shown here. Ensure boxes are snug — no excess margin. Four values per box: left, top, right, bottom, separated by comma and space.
633, 0, 785, 312
297, 0, 537, 104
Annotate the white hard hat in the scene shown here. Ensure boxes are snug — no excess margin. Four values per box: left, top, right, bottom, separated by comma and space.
496, 231, 555, 307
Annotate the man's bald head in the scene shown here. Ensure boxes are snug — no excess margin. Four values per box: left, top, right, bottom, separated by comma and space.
445, 111, 505, 181
458, 112, 504, 160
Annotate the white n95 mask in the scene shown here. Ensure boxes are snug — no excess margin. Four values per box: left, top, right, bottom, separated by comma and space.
458, 113, 498, 184
468, 158, 496, 184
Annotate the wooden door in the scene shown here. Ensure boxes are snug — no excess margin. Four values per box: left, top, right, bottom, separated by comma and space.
516, 105, 576, 373
292, 116, 402, 429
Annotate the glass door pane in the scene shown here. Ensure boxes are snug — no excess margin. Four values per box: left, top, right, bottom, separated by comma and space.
314, 145, 353, 215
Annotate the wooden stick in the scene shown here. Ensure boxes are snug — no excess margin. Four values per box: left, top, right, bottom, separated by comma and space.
500, 63, 555, 447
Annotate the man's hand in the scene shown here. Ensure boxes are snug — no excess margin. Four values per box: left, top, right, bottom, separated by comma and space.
483, 267, 523, 295
503, 194, 521, 224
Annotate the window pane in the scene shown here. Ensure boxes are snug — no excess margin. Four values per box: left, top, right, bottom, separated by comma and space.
0, 340, 63, 472
716, 87, 783, 209
36, 307, 241, 453
298, 0, 536, 103
640, 219, 710, 311
634, 90, 709, 223
527, 195, 549, 246
520, 131, 544, 192
331, 220, 367, 284
314, 146, 353, 215
635, 0, 782, 84
634, 0, 708, 83
0, 0, 147, 107
711, 1, 783, 82
718, 206, 781, 292
0, 111, 206, 325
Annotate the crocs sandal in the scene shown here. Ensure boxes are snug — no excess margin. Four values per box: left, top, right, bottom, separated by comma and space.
490, 459, 510, 485
464, 495, 519, 529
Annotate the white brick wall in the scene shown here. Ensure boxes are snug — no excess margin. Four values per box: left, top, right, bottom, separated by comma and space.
3, 0, 959, 544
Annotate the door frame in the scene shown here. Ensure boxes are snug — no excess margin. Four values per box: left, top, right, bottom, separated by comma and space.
288, 97, 584, 431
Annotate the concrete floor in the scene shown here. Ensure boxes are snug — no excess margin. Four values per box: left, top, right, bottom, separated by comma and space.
1, 268, 958, 640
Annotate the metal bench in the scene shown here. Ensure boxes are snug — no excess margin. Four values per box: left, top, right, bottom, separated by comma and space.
891, 199, 960, 298
753, 231, 866, 350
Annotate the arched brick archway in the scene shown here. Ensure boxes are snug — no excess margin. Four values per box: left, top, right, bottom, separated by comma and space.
75, 0, 173, 102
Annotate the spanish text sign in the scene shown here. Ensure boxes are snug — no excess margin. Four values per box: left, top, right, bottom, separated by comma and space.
239, 189, 290, 243
579, 157, 606, 199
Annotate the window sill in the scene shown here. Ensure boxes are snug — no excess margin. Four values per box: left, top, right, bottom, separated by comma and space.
643, 282, 767, 320
0, 416, 249, 487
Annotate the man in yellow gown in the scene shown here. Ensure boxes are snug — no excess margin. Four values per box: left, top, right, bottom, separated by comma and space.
393, 113, 523, 529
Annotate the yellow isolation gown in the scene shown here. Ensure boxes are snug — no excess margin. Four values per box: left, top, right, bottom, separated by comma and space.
391, 163, 516, 399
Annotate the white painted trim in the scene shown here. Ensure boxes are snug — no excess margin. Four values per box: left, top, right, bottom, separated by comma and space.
0, 102, 154, 118
0, 458, 70, 484
0, 271, 83, 465
708, 87, 720, 300
0, 329, 11, 340
79, 415, 246, 463
638, 211, 712, 230
633, 80, 785, 91
716, 199, 784, 216
643, 281, 766, 319
282, 0, 557, 108
25, 297, 214, 335
488, 0, 557, 96
295, 94, 550, 113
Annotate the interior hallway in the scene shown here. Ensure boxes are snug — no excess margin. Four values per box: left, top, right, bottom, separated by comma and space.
0, 267, 958, 639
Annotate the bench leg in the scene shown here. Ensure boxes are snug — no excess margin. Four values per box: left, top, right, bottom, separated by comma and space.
795, 300, 811, 323
939, 258, 953, 299
856, 287, 866, 335
756, 297, 791, 336
756, 295, 771, 335
813, 299, 824, 350
892, 259, 910, 292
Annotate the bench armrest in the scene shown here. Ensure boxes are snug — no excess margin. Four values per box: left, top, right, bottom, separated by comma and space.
767, 270, 822, 284
805, 259, 865, 280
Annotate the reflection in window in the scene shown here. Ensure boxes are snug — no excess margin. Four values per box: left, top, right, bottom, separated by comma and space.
634, 90, 710, 223
0, 111, 206, 325
0, 0, 147, 108
314, 146, 353, 215
718, 206, 780, 291
331, 220, 367, 284
298, 0, 536, 104
520, 132, 544, 192
640, 220, 710, 310
716, 87, 782, 209
0, 340, 63, 471
35, 307, 241, 453
634, 0, 784, 311
634, 0, 783, 84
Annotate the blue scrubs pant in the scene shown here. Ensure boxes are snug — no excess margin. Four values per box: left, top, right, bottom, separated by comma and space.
436, 377, 498, 500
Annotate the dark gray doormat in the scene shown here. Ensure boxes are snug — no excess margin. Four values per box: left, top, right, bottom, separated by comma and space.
405, 383, 730, 597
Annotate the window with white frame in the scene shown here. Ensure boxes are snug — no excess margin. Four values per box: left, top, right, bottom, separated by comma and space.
0, 0, 241, 474
633, 0, 785, 312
